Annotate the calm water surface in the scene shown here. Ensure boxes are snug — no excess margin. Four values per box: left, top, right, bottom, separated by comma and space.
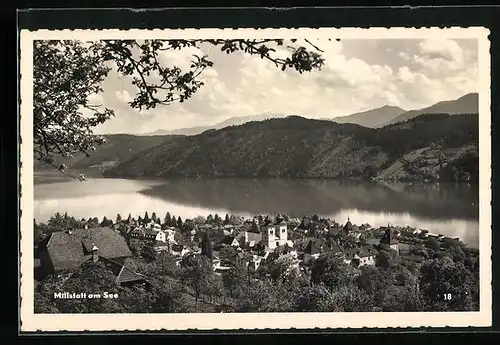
34, 173, 480, 247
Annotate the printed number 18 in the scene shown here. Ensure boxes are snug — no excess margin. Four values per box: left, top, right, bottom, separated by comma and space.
444, 293, 452, 300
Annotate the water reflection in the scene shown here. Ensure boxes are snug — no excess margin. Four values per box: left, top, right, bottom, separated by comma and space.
140, 178, 479, 221
34, 177, 480, 247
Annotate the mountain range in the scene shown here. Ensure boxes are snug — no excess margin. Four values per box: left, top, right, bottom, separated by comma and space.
142, 93, 478, 135
103, 113, 478, 182
36, 93, 479, 182
331, 105, 407, 128
144, 112, 287, 136
382, 93, 479, 126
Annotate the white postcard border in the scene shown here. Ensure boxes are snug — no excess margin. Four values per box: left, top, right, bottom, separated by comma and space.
19, 27, 492, 332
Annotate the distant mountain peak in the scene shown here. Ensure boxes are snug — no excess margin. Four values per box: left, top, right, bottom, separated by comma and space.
382, 92, 479, 127
332, 104, 406, 128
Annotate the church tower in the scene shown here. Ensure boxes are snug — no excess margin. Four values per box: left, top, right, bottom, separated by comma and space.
262, 225, 277, 249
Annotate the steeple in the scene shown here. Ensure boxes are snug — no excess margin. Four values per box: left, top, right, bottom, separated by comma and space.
91, 245, 99, 263
343, 217, 353, 233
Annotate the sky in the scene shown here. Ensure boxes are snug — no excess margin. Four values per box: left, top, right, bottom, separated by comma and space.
87, 38, 479, 134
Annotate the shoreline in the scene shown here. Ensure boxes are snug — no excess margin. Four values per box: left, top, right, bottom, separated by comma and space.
35, 168, 479, 185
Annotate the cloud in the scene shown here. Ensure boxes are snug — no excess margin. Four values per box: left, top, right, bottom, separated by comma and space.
413, 39, 470, 78
87, 93, 104, 105
115, 90, 133, 104
157, 46, 206, 71
94, 38, 479, 134
418, 39, 463, 62
397, 51, 411, 60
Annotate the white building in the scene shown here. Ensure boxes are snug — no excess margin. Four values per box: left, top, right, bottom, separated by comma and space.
261, 220, 288, 250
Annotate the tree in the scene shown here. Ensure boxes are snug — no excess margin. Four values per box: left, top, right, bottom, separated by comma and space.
206, 214, 214, 224
34, 220, 50, 245
116, 213, 122, 224
182, 219, 196, 233
300, 216, 311, 229
222, 266, 247, 299
275, 213, 284, 223
311, 253, 356, 290
141, 245, 157, 262
164, 212, 172, 226
170, 214, 177, 227
235, 279, 290, 312
419, 257, 475, 311
154, 252, 181, 277
34, 39, 324, 177
379, 275, 424, 312
201, 232, 213, 260
356, 266, 392, 297
441, 238, 465, 263
144, 211, 150, 224
296, 283, 336, 312
177, 216, 183, 228
270, 254, 300, 283
331, 284, 374, 312
100, 216, 113, 227
224, 214, 230, 225
214, 214, 222, 225
151, 212, 158, 223
425, 237, 441, 251
358, 232, 368, 244
54, 261, 123, 313
86, 217, 99, 228
375, 251, 392, 270
127, 213, 132, 223
180, 255, 214, 306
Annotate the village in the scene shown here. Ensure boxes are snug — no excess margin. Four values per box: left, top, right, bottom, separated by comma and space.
34, 210, 468, 291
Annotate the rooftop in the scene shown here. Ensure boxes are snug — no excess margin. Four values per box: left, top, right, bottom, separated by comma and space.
44, 227, 132, 272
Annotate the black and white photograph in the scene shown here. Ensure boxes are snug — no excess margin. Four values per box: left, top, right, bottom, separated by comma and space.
20, 27, 491, 331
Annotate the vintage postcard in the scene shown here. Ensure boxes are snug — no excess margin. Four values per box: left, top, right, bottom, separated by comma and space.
20, 27, 492, 332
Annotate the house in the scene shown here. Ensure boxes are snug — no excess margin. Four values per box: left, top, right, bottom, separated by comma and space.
129, 227, 144, 239
154, 230, 167, 243
37, 227, 134, 278
261, 220, 288, 249
365, 237, 381, 246
379, 227, 399, 254
153, 241, 171, 253
277, 245, 298, 259
248, 254, 264, 272
95, 255, 150, 287
343, 245, 378, 267
164, 229, 177, 244
239, 229, 262, 248
398, 243, 411, 255
171, 244, 191, 258
303, 239, 329, 265
145, 221, 162, 230
222, 235, 240, 248
235, 251, 253, 268
143, 228, 158, 241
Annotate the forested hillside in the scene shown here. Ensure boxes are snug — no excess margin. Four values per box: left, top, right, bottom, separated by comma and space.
103, 114, 478, 182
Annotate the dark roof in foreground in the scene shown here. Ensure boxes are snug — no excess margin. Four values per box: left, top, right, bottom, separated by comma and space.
304, 239, 329, 255
343, 245, 378, 260
44, 227, 132, 271
94, 256, 147, 285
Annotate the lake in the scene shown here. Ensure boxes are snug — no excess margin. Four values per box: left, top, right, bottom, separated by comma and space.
33, 173, 480, 247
